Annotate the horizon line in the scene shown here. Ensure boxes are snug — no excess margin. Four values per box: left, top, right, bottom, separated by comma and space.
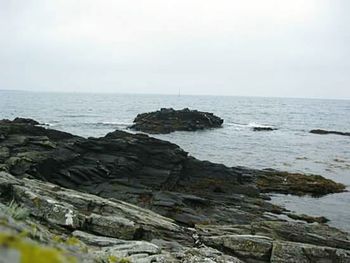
0, 88, 349, 101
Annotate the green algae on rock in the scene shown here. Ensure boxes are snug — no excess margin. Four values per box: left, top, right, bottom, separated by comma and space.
256, 171, 346, 196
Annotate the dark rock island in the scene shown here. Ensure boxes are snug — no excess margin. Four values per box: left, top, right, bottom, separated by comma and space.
129, 108, 224, 134
310, 129, 350, 137
0, 118, 349, 262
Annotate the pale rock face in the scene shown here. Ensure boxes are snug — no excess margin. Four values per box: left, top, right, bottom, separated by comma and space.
65, 209, 74, 226
0, 172, 190, 243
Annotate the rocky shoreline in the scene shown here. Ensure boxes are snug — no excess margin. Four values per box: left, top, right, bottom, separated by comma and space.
0, 118, 349, 262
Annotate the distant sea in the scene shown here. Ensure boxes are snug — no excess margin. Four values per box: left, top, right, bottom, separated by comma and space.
1, 90, 350, 231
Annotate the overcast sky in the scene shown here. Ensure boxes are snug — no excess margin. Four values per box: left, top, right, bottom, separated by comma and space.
0, 0, 349, 99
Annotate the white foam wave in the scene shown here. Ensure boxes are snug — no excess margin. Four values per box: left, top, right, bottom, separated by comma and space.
225, 122, 275, 129
39, 123, 58, 127
225, 122, 247, 127
97, 121, 132, 126
247, 122, 274, 128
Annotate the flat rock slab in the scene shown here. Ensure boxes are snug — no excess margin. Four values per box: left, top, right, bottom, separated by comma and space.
202, 234, 273, 262
271, 241, 350, 263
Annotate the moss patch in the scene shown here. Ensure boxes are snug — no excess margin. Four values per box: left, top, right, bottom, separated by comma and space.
0, 232, 77, 263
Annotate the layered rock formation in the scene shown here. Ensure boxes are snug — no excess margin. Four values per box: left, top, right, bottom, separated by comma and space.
129, 108, 224, 134
0, 118, 349, 262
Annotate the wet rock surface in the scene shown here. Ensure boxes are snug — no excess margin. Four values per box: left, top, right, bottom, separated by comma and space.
310, 129, 350, 137
129, 108, 224, 134
0, 118, 349, 262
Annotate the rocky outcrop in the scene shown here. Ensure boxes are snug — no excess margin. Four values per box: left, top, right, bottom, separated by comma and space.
0, 118, 345, 228
0, 172, 190, 242
129, 108, 224, 134
12, 117, 40, 125
252, 127, 277, 132
271, 241, 350, 263
0, 118, 349, 262
202, 234, 273, 262
197, 221, 350, 262
256, 170, 345, 197
1, 171, 350, 262
310, 129, 350, 137
0, 172, 244, 262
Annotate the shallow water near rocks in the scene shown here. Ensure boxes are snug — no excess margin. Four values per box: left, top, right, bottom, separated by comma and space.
1, 90, 349, 232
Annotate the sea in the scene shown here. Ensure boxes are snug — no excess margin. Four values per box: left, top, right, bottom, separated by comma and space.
1, 90, 349, 232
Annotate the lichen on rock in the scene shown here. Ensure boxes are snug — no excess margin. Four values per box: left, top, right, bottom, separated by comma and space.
0, 232, 77, 263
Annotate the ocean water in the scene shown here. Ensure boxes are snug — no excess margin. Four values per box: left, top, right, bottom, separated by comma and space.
1, 90, 350, 231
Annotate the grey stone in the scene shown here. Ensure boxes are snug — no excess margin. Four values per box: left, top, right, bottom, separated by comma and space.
202, 234, 273, 262
271, 241, 350, 263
